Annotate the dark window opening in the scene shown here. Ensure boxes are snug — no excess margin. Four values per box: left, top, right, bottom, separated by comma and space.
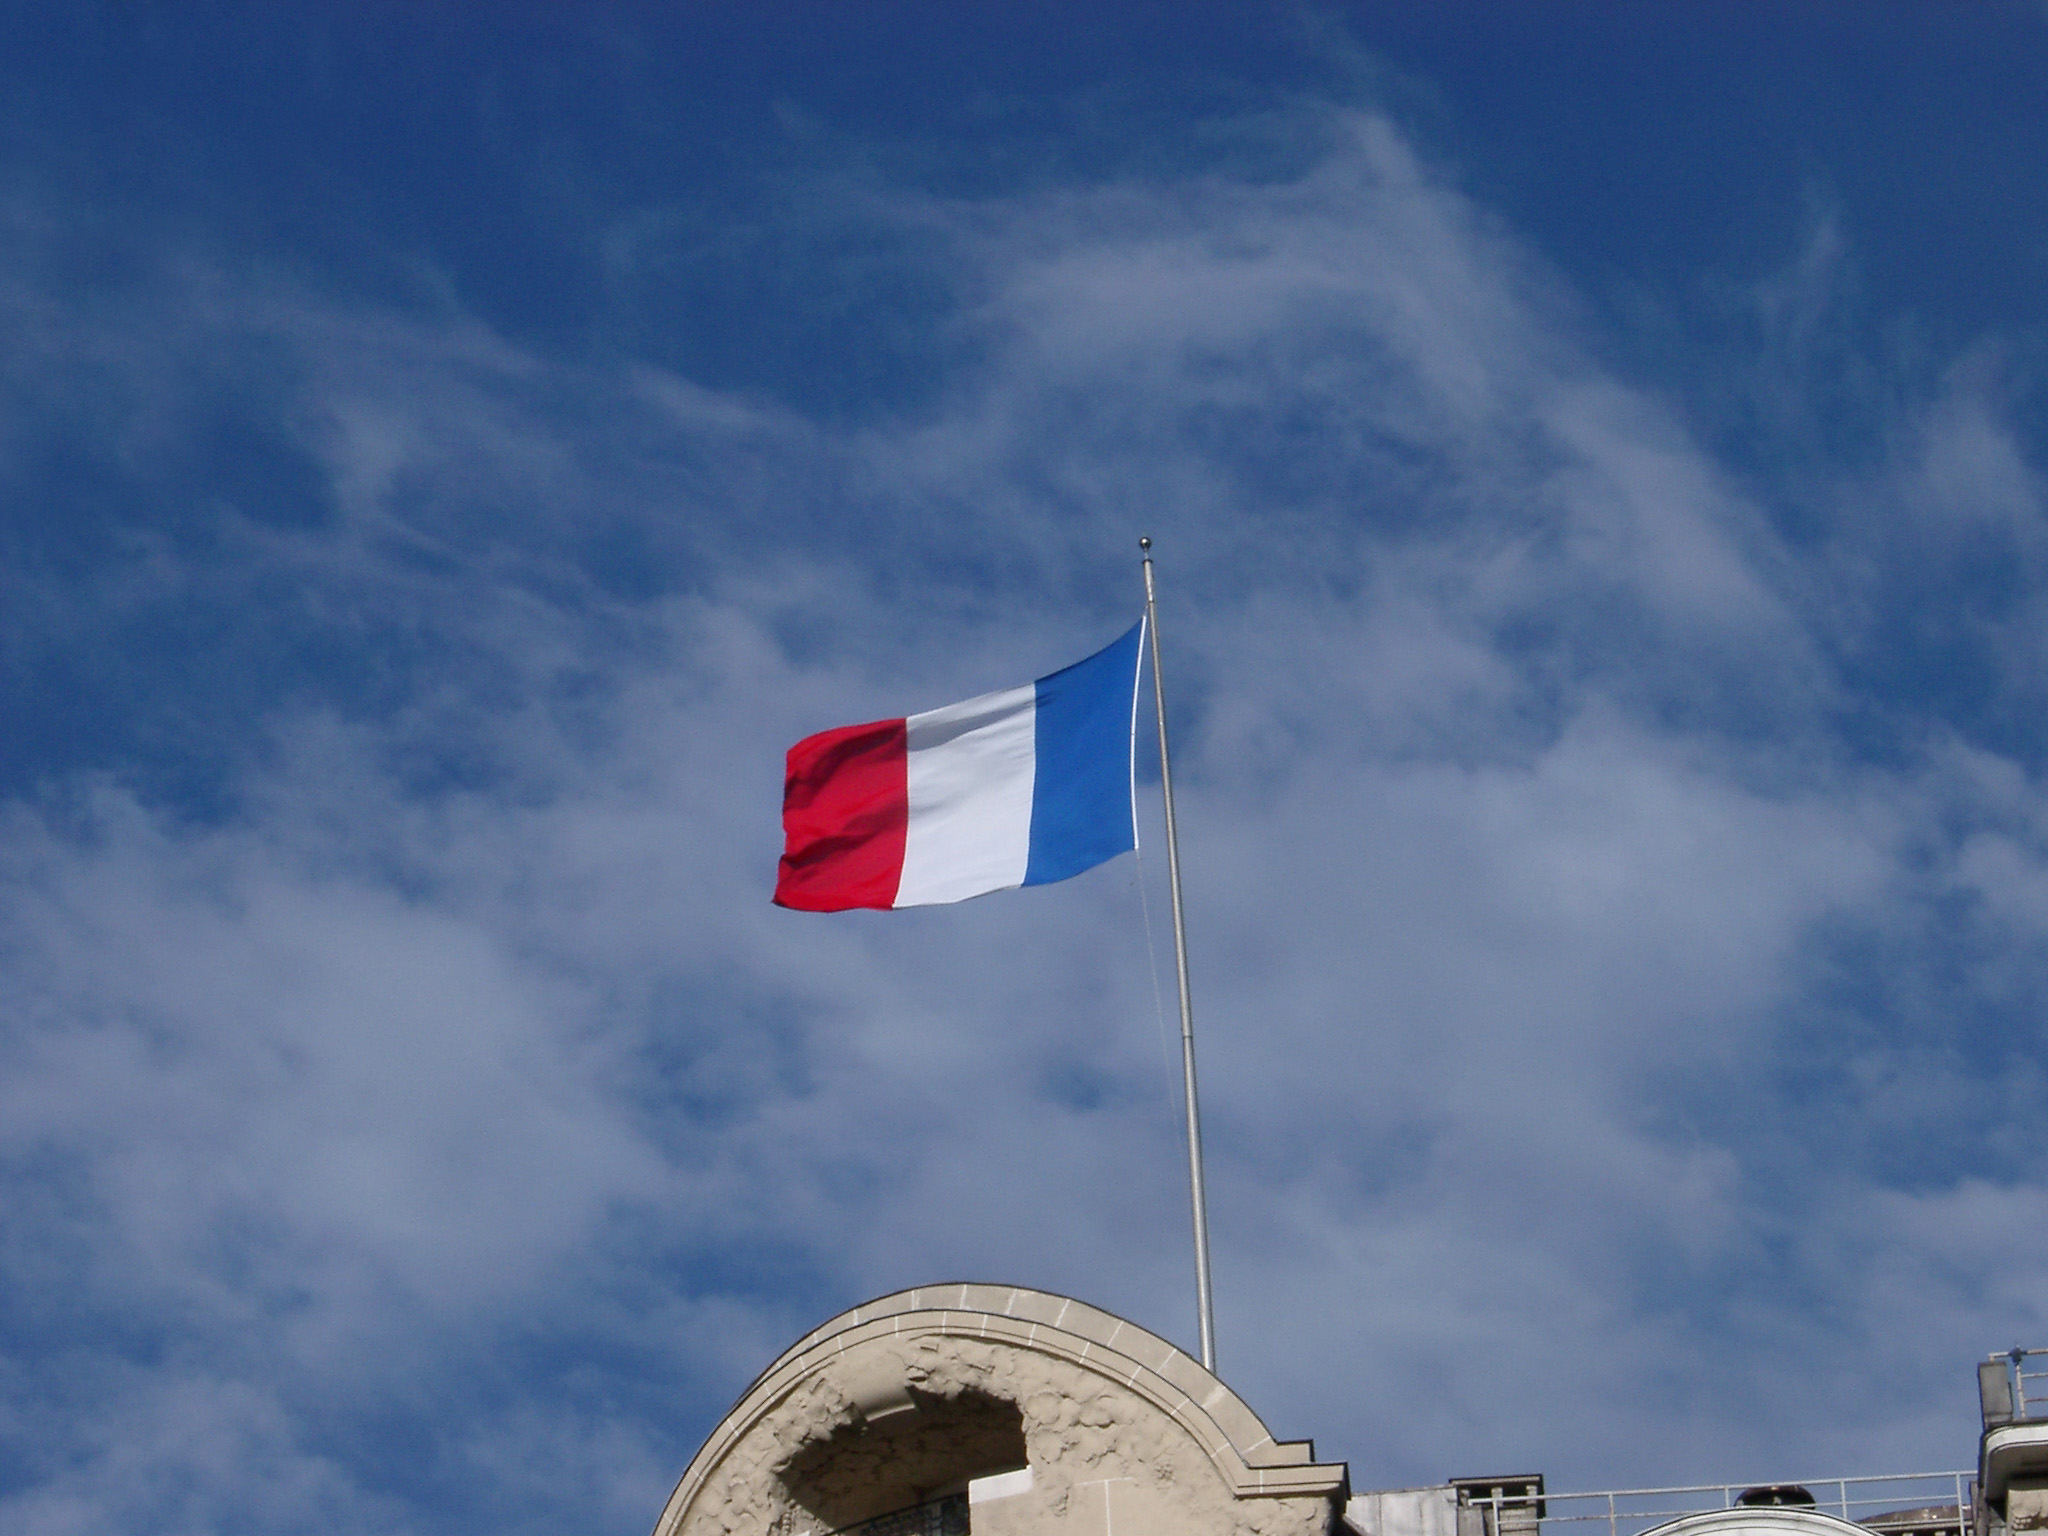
780, 1389, 1028, 1533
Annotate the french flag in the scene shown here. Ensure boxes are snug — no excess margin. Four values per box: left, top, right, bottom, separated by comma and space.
774, 622, 1146, 911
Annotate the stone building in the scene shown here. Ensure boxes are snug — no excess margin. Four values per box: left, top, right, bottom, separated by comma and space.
650, 1283, 1346, 1536
651, 1285, 2044, 1536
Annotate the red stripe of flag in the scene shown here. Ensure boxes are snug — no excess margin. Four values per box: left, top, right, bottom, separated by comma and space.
773, 718, 909, 911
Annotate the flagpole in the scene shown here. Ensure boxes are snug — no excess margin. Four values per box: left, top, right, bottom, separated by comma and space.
1139, 535, 1217, 1373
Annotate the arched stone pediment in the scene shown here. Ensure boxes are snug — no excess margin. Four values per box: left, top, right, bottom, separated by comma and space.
652, 1283, 1349, 1536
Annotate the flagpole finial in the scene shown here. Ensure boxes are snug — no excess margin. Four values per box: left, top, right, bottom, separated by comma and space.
1139, 535, 1151, 552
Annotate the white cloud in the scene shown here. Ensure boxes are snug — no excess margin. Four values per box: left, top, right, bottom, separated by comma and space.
2, 92, 2046, 1535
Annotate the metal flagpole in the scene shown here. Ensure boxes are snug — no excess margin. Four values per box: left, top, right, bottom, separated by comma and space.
1139, 535, 1217, 1373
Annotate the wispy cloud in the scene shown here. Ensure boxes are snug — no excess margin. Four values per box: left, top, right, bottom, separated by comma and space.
1, 83, 2045, 1535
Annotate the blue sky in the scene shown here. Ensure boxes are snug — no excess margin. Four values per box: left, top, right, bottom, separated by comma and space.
6, 4, 2048, 1532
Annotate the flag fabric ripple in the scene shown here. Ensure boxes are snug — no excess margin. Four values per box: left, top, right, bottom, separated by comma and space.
774, 622, 1146, 911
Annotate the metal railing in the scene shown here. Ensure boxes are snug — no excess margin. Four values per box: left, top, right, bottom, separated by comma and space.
2013, 1350, 2048, 1421
1980, 1348, 2048, 1428
1464, 1472, 1973, 1536
829, 1493, 969, 1536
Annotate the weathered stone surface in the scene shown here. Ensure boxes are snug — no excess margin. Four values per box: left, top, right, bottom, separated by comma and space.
2008, 1481, 2048, 1535
652, 1287, 1348, 1536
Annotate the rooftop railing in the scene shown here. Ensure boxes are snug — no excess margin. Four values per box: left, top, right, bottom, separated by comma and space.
1981, 1349, 2048, 1428
1462, 1472, 1973, 1536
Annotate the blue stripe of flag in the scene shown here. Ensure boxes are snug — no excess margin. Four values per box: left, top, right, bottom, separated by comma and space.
1024, 620, 1144, 887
